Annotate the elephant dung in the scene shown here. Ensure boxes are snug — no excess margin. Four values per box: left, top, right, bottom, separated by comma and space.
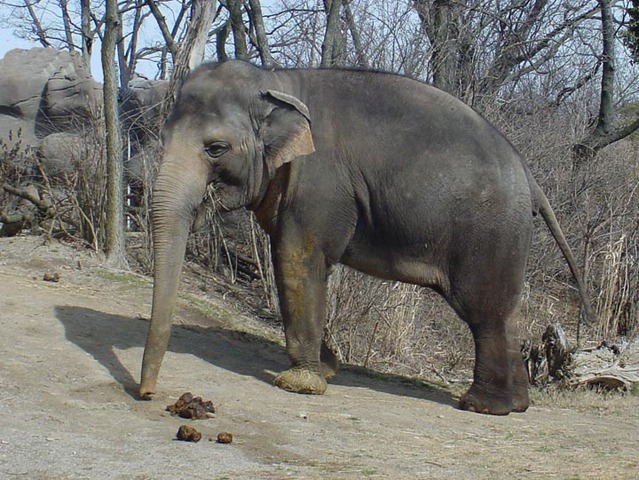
175, 425, 202, 443
42, 272, 61, 283
216, 432, 233, 444
166, 392, 215, 420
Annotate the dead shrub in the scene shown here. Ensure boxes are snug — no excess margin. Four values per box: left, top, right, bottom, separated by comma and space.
325, 266, 474, 381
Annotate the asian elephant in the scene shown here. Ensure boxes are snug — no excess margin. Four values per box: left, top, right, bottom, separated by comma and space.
140, 60, 593, 415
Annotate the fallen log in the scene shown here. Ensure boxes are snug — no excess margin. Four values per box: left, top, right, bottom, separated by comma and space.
523, 324, 639, 391
569, 338, 639, 390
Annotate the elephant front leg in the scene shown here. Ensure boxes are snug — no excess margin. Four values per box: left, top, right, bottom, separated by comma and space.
272, 239, 330, 395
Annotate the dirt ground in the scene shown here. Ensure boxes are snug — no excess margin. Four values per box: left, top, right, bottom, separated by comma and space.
0, 236, 637, 479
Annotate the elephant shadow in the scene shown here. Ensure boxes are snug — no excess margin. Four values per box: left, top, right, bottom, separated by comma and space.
55, 305, 457, 408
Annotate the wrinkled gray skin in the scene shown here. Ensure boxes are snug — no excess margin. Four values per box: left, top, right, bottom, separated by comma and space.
141, 60, 592, 415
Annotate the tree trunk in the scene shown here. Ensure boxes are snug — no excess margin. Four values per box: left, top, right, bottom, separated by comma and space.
162, 1, 218, 116
321, 0, 343, 67
188, 1, 218, 70
413, 0, 466, 96
145, 0, 179, 59
343, 0, 367, 68
102, 0, 129, 269
217, 21, 231, 63
595, 0, 616, 139
59, 0, 75, 51
24, 0, 53, 48
80, 0, 93, 72
248, 0, 275, 67
430, 0, 461, 95
228, 0, 248, 59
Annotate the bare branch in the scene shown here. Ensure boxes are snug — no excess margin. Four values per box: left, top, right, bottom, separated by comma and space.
2, 183, 53, 213
59, 0, 75, 51
343, 0, 368, 68
23, 0, 53, 48
144, 0, 179, 59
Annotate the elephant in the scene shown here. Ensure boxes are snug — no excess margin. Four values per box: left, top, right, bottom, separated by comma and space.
140, 60, 593, 415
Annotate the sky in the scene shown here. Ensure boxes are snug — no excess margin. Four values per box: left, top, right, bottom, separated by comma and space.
0, 1, 277, 82
0, 26, 37, 57
0, 2, 166, 83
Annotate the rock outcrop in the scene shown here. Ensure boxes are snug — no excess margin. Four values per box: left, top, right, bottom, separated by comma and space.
0, 48, 168, 179
0, 48, 102, 147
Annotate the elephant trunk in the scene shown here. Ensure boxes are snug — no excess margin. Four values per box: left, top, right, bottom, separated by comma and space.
139, 159, 207, 398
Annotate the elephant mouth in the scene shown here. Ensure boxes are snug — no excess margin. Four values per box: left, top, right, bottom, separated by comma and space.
206, 181, 234, 212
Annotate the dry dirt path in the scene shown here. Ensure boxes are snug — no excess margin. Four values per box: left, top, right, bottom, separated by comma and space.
0, 236, 637, 479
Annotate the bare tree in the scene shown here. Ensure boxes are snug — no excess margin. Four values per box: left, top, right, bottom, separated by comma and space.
147, 0, 218, 114
321, 0, 343, 67
573, 0, 639, 163
117, 1, 151, 88
412, 1, 600, 103
143, 0, 189, 79
59, 0, 75, 50
22, 0, 53, 48
413, 0, 466, 95
103, 0, 129, 269
343, 0, 368, 68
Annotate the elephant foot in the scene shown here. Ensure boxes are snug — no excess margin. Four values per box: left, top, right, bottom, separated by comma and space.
320, 342, 340, 379
511, 384, 530, 413
274, 368, 327, 395
459, 386, 512, 416
511, 359, 530, 412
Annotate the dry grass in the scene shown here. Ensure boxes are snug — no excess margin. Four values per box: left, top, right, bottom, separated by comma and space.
325, 266, 475, 381
530, 383, 639, 414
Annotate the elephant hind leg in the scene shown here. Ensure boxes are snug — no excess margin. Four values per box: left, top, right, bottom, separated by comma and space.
457, 307, 531, 415
509, 325, 530, 412
458, 322, 531, 415
459, 321, 514, 415
450, 285, 527, 415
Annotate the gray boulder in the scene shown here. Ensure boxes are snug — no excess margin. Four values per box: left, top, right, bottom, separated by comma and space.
0, 48, 102, 147
121, 76, 168, 182
121, 75, 168, 145
39, 132, 103, 178
0, 48, 166, 187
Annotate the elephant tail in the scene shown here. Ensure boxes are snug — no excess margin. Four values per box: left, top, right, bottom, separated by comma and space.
532, 180, 596, 326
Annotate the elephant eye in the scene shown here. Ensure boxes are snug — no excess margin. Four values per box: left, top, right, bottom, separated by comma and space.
204, 142, 230, 159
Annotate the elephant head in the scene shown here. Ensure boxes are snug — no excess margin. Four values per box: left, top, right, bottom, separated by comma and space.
139, 62, 315, 398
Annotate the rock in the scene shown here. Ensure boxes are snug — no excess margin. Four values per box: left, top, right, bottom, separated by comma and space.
121, 76, 168, 146
0, 48, 168, 199
120, 76, 167, 183
0, 48, 101, 146
39, 132, 99, 177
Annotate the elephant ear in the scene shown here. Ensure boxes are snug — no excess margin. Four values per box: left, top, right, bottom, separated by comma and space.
260, 90, 315, 178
